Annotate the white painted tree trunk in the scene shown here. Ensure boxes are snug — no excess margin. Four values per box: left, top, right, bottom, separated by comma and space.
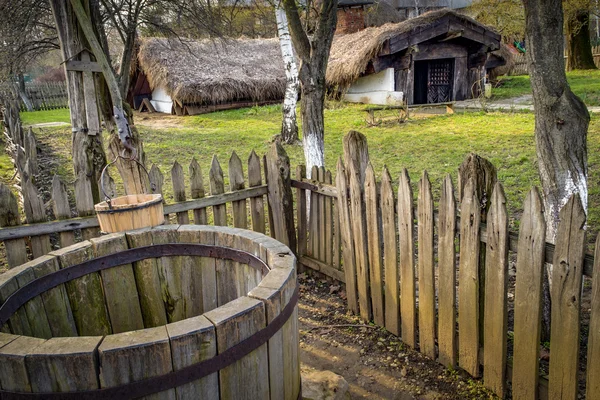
276, 6, 299, 144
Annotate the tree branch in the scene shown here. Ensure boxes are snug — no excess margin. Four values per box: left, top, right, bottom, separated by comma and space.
282, 0, 311, 61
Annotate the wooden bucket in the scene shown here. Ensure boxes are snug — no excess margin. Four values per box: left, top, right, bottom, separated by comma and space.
94, 193, 164, 233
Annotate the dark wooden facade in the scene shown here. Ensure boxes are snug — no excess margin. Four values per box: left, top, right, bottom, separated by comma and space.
366, 13, 502, 104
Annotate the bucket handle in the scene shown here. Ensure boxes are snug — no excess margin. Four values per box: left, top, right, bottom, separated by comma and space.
99, 148, 157, 206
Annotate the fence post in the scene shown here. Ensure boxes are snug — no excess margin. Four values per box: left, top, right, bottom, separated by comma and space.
265, 142, 296, 254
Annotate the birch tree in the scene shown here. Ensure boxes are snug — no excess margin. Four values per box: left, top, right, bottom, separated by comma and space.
276, 4, 299, 144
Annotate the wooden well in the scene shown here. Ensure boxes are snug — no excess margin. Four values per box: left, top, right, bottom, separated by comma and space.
94, 193, 164, 233
0, 225, 300, 399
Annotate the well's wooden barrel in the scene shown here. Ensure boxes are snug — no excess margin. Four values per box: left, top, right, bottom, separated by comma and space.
94, 193, 164, 233
0, 225, 299, 399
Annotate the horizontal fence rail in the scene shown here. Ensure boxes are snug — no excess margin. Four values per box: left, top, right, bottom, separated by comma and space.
0, 82, 69, 111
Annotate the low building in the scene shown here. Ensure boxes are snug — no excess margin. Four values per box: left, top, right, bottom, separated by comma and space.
327, 9, 503, 105
129, 37, 286, 115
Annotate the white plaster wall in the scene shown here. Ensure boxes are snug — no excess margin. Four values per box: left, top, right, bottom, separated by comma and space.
150, 86, 173, 114
344, 68, 404, 105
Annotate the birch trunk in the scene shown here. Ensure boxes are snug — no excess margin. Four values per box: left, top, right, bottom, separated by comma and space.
299, 63, 325, 178
276, 6, 299, 144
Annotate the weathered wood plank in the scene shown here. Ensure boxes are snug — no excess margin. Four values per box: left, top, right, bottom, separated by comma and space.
51, 175, 75, 248
209, 155, 227, 226
417, 171, 436, 359
0, 183, 28, 268
381, 167, 399, 336
437, 174, 457, 368
22, 179, 52, 258
458, 178, 481, 377
229, 151, 247, 229
296, 165, 308, 263
336, 159, 358, 314
149, 164, 165, 198
265, 142, 296, 252
512, 187, 546, 400
189, 158, 208, 225
166, 315, 218, 399
398, 169, 416, 348
587, 234, 600, 399
365, 164, 384, 326
263, 154, 275, 235
152, 226, 185, 323
325, 170, 334, 267
74, 170, 99, 241
0, 336, 46, 392
299, 255, 346, 283
204, 296, 269, 399
549, 195, 586, 400
482, 182, 509, 397
171, 161, 190, 225
0, 267, 33, 335
248, 151, 266, 234
90, 233, 145, 333
309, 165, 319, 259
26, 337, 101, 392
318, 167, 326, 262
99, 326, 176, 400
80, 52, 100, 137
50, 242, 111, 336
10, 262, 52, 339
214, 228, 240, 306
125, 228, 168, 327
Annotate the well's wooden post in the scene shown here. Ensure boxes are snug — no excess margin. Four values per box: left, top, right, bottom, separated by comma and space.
266, 142, 297, 254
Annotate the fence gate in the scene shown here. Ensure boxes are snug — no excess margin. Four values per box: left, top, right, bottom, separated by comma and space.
427, 59, 454, 103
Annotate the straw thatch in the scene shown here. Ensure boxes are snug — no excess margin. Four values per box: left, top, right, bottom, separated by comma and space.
138, 37, 286, 105
327, 9, 497, 88
488, 43, 516, 79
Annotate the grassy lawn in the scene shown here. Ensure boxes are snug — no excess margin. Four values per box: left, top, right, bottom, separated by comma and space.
492, 70, 600, 106
18, 104, 600, 241
20, 108, 71, 125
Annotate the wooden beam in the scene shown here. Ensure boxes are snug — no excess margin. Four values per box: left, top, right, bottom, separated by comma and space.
291, 179, 338, 198
65, 60, 102, 73
299, 256, 346, 283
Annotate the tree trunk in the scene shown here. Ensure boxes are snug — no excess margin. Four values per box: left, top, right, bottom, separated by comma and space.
299, 63, 325, 178
49, 0, 107, 205
276, 6, 299, 144
566, 10, 597, 71
523, 0, 590, 340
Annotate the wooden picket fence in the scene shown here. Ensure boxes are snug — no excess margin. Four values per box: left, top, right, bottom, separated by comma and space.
0, 82, 68, 111
510, 47, 600, 76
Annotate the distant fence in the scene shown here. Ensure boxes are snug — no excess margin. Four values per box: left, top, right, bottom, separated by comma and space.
509, 46, 600, 76
0, 82, 68, 111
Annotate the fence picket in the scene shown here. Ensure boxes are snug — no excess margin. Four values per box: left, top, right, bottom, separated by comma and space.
365, 164, 384, 326
417, 171, 436, 359
248, 151, 265, 234
398, 169, 416, 348
149, 164, 164, 197
309, 165, 319, 259
210, 156, 227, 226
587, 234, 600, 399
512, 188, 546, 400
437, 174, 456, 368
381, 167, 399, 336
325, 170, 333, 267
296, 166, 307, 262
549, 195, 586, 400
51, 175, 75, 248
482, 182, 509, 397
0, 184, 28, 268
22, 179, 52, 258
336, 159, 358, 314
171, 161, 190, 224
318, 167, 326, 262
458, 178, 481, 377
229, 152, 247, 229
189, 158, 207, 224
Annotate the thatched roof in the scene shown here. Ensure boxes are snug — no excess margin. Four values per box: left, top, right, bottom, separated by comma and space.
138, 37, 286, 104
327, 9, 500, 88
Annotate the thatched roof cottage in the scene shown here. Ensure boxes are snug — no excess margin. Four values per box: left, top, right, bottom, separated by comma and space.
327, 9, 503, 105
130, 38, 286, 115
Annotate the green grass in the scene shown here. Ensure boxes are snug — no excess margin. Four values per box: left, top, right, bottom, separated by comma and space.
492, 70, 600, 106
20, 108, 71, 125
20, 104, 600, 241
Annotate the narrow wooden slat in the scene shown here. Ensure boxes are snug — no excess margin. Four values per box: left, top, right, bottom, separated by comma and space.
381, 167, 399, 336
291, 179, 338, 198
417, 171, 436, 359
11, 262, 52, 338
437, 174, 457, 368
51, 175, 75, 248
348, 161, 371, 321
295, 165, 308, 262
549, 195, 586, 400
0, 269, 33, 335
214, 228, 239, 306
333, 191, 342, 270
299, 256, 346, 282
483, 182, 509, 397
309, 165, 319, 259
149, 164, 165, 197
90, 233, 145, 333
0, 183, 28, 268
74, 171, 98, 241
458, 178, 481, 377
365, 164, 384, 326
512, 187, 546, 400
248, 151, 266, 234
325, 170, 334, 267
587, 234, 600, 399
229, 152, 247, 229
263, 154, 275, 235
398, 169, 416, 348
152, 226, 186, 323
0, 336, 46, 392
189, 158, 207, 225
336, 159, 358, 314
171, 161, 190, 224
318, 167, 326, 262
22, 179, 52, 258
209, 156, 227, 226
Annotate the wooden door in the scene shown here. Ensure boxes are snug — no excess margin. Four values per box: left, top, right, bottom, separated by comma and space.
427, 59, 454, 103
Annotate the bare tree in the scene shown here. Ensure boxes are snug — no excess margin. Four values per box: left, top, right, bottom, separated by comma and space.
283, 0, 337, 175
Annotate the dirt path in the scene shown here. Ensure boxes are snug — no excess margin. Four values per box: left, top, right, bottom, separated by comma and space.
298, 273, 495, 399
